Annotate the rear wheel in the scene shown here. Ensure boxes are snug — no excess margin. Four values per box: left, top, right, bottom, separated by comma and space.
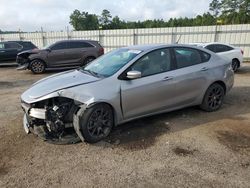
79, 104, 113, 143
30, 59, 46, 74
200, 83, 225, 112
232, 59, 239, 72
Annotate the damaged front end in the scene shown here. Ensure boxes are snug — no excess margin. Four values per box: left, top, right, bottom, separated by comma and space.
21, 97, 83, 144
16, 55, 30, 70
16, 49, 41, 70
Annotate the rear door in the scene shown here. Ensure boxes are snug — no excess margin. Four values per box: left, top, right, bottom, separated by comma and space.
0, 42, 22, 61
66, 41, 95, 66
120, 48, 177, 119
171, 47, 211, 106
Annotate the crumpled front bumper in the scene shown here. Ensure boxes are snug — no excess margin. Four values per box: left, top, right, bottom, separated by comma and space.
21, 101, 46, 134
16, 56, 29, 70
17, 63, 29, 70
21, 100, 82, 144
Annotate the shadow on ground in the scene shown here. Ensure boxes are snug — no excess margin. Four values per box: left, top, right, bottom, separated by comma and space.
101, 85, 250, 151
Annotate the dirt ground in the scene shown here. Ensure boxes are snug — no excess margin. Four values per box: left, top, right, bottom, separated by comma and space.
0, 64, 250, 188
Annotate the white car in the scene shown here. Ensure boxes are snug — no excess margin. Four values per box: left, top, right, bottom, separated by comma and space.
190, 42, 243, 72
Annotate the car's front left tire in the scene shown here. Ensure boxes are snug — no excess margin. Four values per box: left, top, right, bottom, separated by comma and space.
30, 59, 46, 74
200, 83, 225, 112
78, 103, 114, 143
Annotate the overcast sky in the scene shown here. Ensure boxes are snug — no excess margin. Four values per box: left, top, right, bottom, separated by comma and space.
0, 0, 211, 32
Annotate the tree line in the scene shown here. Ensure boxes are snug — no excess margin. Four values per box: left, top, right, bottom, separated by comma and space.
69, 0, 250, 31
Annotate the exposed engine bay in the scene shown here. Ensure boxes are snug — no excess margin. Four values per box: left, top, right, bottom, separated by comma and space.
22, 97, 82, 144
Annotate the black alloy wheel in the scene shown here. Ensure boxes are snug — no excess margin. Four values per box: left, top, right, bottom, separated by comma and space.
79, 104, 113, 143
200, 83, 225, 112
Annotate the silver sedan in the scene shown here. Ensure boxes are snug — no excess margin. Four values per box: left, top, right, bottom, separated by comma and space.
21, 44, 234, 143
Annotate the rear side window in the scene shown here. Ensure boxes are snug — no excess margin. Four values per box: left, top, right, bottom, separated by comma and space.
174, 48, 208, 69
0, 43, 4, 49
200, 51, 211, 62
215, 44, 233, 53
51, 42, 67, 50
21, 42, 37, 49
206, 44, 233, 53
68, 41, 93, 49
4, 42, 22, 49
205, 45, 216, 52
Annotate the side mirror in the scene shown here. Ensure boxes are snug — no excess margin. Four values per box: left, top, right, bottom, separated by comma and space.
126, 71, 141, 79
46, 48, 52, 52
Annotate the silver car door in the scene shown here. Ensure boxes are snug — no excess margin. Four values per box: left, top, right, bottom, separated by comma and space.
171, 47, 211, 106
120, 48, 177, 119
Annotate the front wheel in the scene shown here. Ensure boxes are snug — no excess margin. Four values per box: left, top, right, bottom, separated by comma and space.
78, 104, 113, 143
200, 83, 225, 112
30, 60, 46, 74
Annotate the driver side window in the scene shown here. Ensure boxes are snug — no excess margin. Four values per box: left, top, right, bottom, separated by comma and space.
129, 48, 172, 77
51, 42, 67, 50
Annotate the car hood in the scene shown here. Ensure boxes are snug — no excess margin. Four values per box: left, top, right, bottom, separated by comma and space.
18, 48, 45, 56
22, 69, 101, 100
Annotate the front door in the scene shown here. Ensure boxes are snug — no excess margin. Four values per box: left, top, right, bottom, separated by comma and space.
47, 41, 70, 67
120, 48, 177, 119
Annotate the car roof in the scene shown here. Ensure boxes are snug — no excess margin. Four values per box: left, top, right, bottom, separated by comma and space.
189, 42, 236, 48
55, 40, 98, 43
3, 41, 33, 43
121, 43, 210, 52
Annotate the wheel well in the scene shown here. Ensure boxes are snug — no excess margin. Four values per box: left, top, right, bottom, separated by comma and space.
85, 56, 96, 61
211, 81, 226, 93
232, 58, 240, 68
88, 102, 116, 124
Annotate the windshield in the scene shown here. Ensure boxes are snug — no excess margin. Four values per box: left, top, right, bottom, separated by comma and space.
80, 48, 142, 77
41, 43, 52, 49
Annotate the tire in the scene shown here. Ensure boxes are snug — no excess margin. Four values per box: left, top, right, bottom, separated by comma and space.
200, 83, 225, 112
232, 59, 239, 72
81, 57, 95, 66
30, 59, 46, 74
78, 103, 113, 143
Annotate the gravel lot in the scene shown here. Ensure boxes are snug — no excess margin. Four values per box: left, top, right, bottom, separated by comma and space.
0, 64, 250, 188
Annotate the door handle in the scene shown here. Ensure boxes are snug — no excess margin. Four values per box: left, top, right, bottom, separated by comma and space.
162, 76, 174, 81
200, 67, 208, 71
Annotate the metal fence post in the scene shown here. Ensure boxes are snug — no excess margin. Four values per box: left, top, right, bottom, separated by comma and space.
133, 29, 138, 45
171, 27, 177, 43
0, 33, 3, 41
214, 24, 218, 42
19, 28, 23, 41
98, 29, 104, 46
66, 26, 70, 40
41, 27, 45, 47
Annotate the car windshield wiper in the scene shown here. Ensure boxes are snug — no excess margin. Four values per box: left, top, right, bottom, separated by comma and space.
80, 69, 102, 78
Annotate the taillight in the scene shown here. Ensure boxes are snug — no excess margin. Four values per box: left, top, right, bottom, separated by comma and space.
241, 49, 244, 55
99, 48, 104, 55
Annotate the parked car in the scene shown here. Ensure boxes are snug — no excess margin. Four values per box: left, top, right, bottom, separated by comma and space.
17, 40, 104, 74
190, 42, 243, 71
0, 41, 37, 62
21, 44, 234, 144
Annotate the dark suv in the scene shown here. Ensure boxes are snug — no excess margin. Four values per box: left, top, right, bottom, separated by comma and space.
0, 41, 37, 62
17, 40, 104, 73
